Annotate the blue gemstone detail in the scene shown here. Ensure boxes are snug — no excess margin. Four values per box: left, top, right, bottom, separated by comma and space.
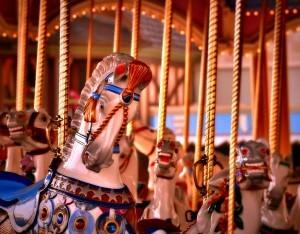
92, 92, 101, 100
57, 213, 64, 225
106, 222, 117, 233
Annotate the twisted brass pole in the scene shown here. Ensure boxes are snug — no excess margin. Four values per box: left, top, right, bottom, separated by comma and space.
127, 0, 142, 136
16, 0, 29, 111
58, 0, 70, 148
204, 0, 219, 196
113, 0, 123, 53
157, 0, 173, 142
86, 0, 94, 80
228, 0, 244, 233
192, 6, 209, 210
34, 0, 47, 111
183, 0, 193, 152
270, 0, 285, 155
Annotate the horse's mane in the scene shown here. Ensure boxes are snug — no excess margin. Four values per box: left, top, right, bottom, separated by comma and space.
62, 53, 133, 161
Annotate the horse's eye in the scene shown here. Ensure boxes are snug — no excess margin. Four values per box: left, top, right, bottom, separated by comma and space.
100, 104, 104, 110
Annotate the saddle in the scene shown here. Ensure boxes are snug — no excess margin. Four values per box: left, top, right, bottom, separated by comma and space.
0, 172, 44, 232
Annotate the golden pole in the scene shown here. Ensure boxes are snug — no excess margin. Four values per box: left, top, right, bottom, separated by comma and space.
204, 0, 219, 197
113, 0, 123, 53
58, 0, 71, 148
130, 0, 141, 59
16, 0, 29, 111
86, 0, 94, 80
228, 0, 244, 233
183, 0, 193, 152
192, 6, 209, 210
253, 0, 269, 140
157, 0, 173, 142
34, 0, 47, 111
127, 0, 142, 136
270, 0, 285, 155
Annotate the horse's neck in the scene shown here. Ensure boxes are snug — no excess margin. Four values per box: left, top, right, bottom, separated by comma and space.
235, 189, 264, 234
58, 140, 123, 188
5, 146, 23, 174
33, 152, 52, 181
151, 177, 179, 223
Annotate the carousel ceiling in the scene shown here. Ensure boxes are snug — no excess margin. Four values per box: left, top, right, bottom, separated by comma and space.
0, 0, 300, 47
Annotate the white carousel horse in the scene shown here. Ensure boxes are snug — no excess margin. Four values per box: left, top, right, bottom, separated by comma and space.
5, 109, 55, 181
0, 53, 152, 233
186, 140, 271, 234
137, 139, 181, 233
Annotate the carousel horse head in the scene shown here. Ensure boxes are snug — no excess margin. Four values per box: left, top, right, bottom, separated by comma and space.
154, 139, 181, 179
5, 109, 56, 154
236, 140, 271, 190
63, 53, 152, 173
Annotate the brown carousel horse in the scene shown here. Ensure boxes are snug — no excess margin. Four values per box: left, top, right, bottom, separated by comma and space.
0, 53, 152, 233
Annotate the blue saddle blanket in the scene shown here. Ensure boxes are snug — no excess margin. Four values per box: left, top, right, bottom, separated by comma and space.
0, 172, 44, 207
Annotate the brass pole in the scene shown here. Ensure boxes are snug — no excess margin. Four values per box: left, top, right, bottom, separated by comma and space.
113, 0, 123, 53
270, 0, 285, 155
192, 6, 209, 210
130, 0, 141, 59
86, 0, 94, 80
34, 0, 47, 111
127, 0, 142, 136
16, 0, 29, 111
183, 0, 193, 152
157, 0, 173, 142
204, 0, 219, 196
228, 0, 244, 233
58, 0, 71, 148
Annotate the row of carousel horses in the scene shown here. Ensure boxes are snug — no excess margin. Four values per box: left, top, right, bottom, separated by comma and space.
0, 53, 299, 233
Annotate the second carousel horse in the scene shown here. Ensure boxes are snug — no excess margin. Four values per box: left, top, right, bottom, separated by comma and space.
0, 53, 152, 233
186, 140, 271, 234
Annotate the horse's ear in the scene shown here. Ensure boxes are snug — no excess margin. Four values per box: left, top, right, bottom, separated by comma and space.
84, 96, 97, 123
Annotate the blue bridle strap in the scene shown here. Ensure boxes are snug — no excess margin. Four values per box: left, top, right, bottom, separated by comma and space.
103, 84, 140, 102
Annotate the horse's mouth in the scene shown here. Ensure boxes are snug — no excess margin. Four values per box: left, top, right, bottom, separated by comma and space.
242, 162, 268, 176
8, 125, 25, 136
158, 152, 173, 166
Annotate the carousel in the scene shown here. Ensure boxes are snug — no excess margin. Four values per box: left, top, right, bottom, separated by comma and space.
0, 0, 300, 233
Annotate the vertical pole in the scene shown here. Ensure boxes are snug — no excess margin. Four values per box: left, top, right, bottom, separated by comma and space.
58, 0, 71, 148
192, 6, 209, 210
113, 0, 123, 53
183, 0, 193, 152
203, 0, 219, 196
86, 0, 94, 80
34, 0, 47, 111
157, 0, 173, 142
270, 0, 285, 155
16, 0, 29, 111
228, 0, 244, 233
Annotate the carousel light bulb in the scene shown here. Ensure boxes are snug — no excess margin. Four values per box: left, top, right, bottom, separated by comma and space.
72, 14, 77, 19
161, 19, 164, 23
121, 6, 126, 11
198, 46, 202, 50
13, 33, 17, 38
253, 11, 259, 16
245, 53, 250, 58
111, 5, 116, 10
171, 24, 175, 29
293, 8, 298, 14
191, 37, 195, 42
92, 7, 96, 12
270, 10, 275, 15
142, 10, 146, 15
246, 11, 251, 16
285, 9, 289, 14
296, 26, 300, 32
151, 14, 156, 19
82, 10, 86, 15
2, 32, 7, 37
180, 30, 185, 35
46, 32, 51, 37
101, 6, 106, 11
55, 25, 59, 30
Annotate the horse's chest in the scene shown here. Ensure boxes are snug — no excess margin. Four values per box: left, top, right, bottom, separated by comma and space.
34, 175, 136, 233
